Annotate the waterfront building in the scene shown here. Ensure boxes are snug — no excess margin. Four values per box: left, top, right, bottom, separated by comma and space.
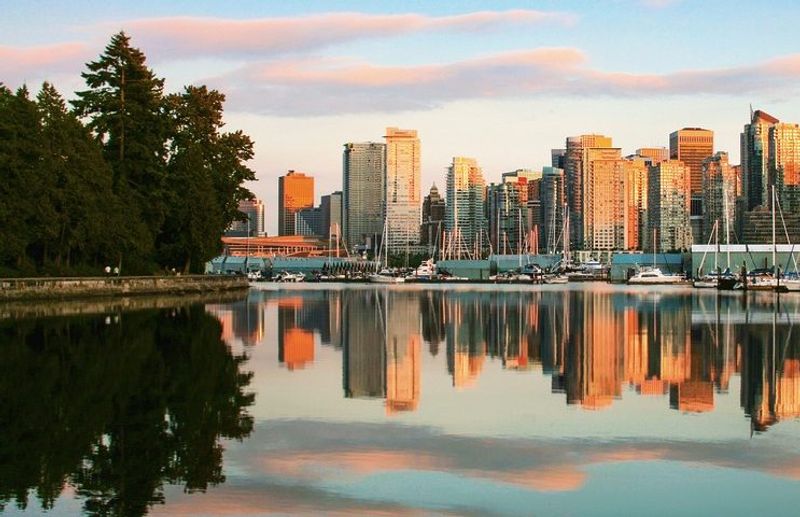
740, 207, 800, 244
584, 147, 626, 250
741, 109, 779, 210
421, 184, 446, 247
384, 127, 421, 248
670, 128, 714, 244
343, 142, 386, 248
564, 134, 613, 251
320, 191, 343, 241
446, 157, 487, 258
278, 170, 314, 236
540, 166, 565, 254
226, 197, 265, 237
701, 152, 737, 244
770, 123, 800, 212
623, 157, 648, 250
488, 169, 542, 254
294, 206, 324, 237
648, 160, 691, 252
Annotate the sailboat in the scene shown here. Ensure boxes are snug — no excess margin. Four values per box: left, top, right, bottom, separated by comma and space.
544, 203, 569, 284
369, 218, 405, 284
693, 220, 721, 289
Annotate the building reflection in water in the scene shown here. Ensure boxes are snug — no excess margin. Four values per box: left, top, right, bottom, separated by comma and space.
225, 287, 800, 430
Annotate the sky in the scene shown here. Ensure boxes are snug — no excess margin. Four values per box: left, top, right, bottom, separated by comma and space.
3, 0, 800, 234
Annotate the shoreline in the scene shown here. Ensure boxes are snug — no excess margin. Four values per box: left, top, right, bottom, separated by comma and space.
0, 275, 249, 302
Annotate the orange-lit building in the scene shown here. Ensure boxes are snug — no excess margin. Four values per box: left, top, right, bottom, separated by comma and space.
584, 148, 625, 250
281, 328, 315, 370
278, 170, 314, 236
221, 235, 330, 257
669, 128, 714, 195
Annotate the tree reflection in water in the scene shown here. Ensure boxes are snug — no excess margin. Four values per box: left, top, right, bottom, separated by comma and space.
0, 305, 254, 515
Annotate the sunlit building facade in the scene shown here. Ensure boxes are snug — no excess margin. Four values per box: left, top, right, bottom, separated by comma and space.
446, 156, 487, 258
702, 152, 737, 244
741, 109, 779, 210
384, 127, 421, 248
648, 160, 691, 252
565, 134, 613, 251
770, 122, 800, 212
584, 148, 626, 250
278, 170, 314, 236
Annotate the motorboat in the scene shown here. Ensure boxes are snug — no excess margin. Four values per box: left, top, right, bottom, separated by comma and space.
369, 269, 405, 284
543, 274, 568, 284
566, 259, 608, 281
408, 259, 436, 280
247, 270, 263, 282
274, 271, 305, 283
628, 267, 685, 285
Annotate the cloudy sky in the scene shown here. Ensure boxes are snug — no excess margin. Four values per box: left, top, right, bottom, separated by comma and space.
3, 0, 800, 233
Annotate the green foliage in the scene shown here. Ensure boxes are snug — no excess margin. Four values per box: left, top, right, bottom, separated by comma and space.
0, 32, 255, 276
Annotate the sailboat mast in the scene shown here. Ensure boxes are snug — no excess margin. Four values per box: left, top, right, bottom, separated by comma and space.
772, 184, 777, 277
724, 190, 731, 269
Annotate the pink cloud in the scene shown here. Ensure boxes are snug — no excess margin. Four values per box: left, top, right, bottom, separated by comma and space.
205, 49, 800, 115
120, 10, 576, 59
0, 42, 89, 86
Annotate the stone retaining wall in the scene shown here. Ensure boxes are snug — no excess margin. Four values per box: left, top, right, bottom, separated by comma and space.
0, 275, 248, 301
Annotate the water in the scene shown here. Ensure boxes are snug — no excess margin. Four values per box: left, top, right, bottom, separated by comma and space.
2, 284, 800, 515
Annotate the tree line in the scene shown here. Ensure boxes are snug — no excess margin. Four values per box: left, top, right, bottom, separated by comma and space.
0, 32, 255, 276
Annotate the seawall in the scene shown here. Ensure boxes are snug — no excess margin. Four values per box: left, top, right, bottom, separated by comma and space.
0, 275, 248, 302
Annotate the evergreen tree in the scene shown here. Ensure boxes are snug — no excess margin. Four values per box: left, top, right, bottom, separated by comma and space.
72, 31, 168, 252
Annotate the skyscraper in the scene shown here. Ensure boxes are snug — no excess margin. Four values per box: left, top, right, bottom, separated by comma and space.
623, 157, 648, 251
564, 134, 613, 251
741, 109, 779, 210
343, 142, 386, 248
648, 160, 691, 252
421, 184, 446, 247
320, 191, 343, 240
670, 128, 713, 245
702, 152, 737, 244
770, 123, 800, 212
226, 197, 266, 237
384, 127, 421, 248
278, 170, 314, 236
540, 166, 565, 254
446, 157, 487, 258
584, 148, 626, 250
635, 147, 669, 163
669, 128, 714, 194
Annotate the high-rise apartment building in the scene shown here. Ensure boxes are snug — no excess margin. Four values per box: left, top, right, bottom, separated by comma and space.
770, 123, 800, 212
343, 142, 386, 248
702, 152, 737, 244
551, 149, 566, 168
670, 128, 713, 245
540, 166, 565, 254
384, 127, 421, 248
648, 160, 691, 252
320, 191, 343, 240
564, 134, 613, 251
446, 157, 487, 258
278, 170, 314, 236
226, 197, 266, 237
294, 206, 323, 237
623, 157, 648, 251
421, 184, 446, 247
584, 148, 626, 250
741, 109, 779, 210
669, 128, 714, 194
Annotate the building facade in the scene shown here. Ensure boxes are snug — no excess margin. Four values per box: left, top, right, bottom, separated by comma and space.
564, 134, 613, 251
446, 157, 487, 258
384, 127, 421, 248
670, 128, 713, 245
320, 191, 343, 241
343, 142, 385, 248
278, 170, 314, 236
770, 123, 800, 212
540, 166, 565, 254
421, 184, 446, 247
741, 109, 779, 210
584, 149, 626, 250
623, 157, 648, 251
227, 198, 266, 237
648, 160, 691, 252
701, 152, 737, 244
294, 206, 324, 237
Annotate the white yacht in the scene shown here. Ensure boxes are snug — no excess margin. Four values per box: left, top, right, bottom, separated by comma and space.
369, 269, 405, 284
628, 267, 685, 285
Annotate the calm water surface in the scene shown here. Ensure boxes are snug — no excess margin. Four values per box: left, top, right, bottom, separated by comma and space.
3, 284, 800, 515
